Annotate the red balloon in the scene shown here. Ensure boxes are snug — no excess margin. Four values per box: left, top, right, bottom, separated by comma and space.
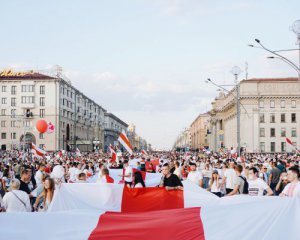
36, 120, 48, 133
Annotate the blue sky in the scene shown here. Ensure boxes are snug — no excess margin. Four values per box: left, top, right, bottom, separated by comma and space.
1, 0, 299, 149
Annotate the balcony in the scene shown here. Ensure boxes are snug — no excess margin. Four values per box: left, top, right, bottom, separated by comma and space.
20, 103, 35, 109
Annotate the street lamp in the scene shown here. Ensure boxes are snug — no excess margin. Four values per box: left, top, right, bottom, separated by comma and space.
249, 20, 300, 90
291, 20, 300, 90
206, 66, 244, 157
230, 66, 242, 157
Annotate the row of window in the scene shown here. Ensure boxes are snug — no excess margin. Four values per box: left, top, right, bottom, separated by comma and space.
1, 132, 45, 140
260, 142, 296, 153
259, 113, 297, 123
259, 99, 296, 108
260, 128, 297, 137
1, 97, 45, 105
0, 109, 46, 118
1, 85, 45, 94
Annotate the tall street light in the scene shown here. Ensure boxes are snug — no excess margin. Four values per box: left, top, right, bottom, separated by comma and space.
206, 65, 243, 157
249, 20, 300, 90
291, 20, 300, 90
230, 66, 243, 157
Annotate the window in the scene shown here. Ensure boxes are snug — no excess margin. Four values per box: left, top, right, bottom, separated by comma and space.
281, 114, 285, 123
271, 142, 276, 152
23, 120, 32, 127
260, 142, 265, 152
11, 109, 16, 118
2, 86, 6, 92
259, 100, 264, 108
270, 128, 275, 137
291, 113, 296, 123
11, 98, 16, 106
259, 114, 265, 123
39, 133, 44, 139
292, 128, 297, 137
270, 113, 275, 123
291, 100, 296, 108
11, 86, 16, 95
260, 128, 265, 137
1, 133, 6, 139
40, 97, 45, 106
21, 96, 35, 104
1, 121, 6, 127
40, 85, 45, 95
1, 109, 6, 116
40, 109, 45, 118
11, 121, 16, 127
281, 128, 286, 137
270, 100, 275, 108
281, 142, 286, 152
21, 85, 34, 92
1, 98, 6, 104
11, 133, 16, 140
280, 100, 285, 108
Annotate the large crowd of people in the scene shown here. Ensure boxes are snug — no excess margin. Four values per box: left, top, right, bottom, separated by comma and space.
0, 149, 299, 213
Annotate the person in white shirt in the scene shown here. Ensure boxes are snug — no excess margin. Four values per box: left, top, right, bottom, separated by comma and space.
35, 164, 45, 187
280, 166, 300, 197
119, 160, 133, 187
187, 162, 203, 187
248, 167, 273, 196
68, 163, 77, 183
2, 178, 31, 212
75, 163, 83, 181
173, 161, 182, 179
222, 162, 237, 194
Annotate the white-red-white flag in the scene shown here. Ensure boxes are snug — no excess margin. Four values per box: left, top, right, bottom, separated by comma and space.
109, 145, 117, 162
141, 149, 148, 156
118, 130, 133, 155
31, 143, 46, 158
76, 148, 82, 156
286, 138, 300, 153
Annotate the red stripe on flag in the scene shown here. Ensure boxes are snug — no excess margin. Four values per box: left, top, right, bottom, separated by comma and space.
286, 137, 293, 145
119, 132, 133, 150
132, 168, 146, 181
88, 207, 205, 240
121, 186, 184, 213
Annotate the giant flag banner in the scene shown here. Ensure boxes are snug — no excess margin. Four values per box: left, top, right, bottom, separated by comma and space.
1, 181, 300, 240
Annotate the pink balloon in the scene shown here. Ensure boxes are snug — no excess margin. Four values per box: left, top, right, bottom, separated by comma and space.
47, 122, 55, 134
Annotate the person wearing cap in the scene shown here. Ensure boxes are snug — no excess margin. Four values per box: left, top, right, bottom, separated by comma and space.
187, 162, 203, 187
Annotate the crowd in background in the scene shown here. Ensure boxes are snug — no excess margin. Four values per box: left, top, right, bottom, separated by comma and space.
0, 149, 300, 213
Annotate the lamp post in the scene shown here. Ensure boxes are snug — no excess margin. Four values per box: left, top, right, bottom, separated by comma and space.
206, 66, 243, 157
291, 20, 300, 90
249, 20, 300, 90
230, 66, 242, 157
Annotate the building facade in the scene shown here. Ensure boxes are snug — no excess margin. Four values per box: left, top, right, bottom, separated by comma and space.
127, 123, 149, 152
190, 113, 210, 150
173, 128, 191, 150
0, 69, 110, 151
208, 78, 300, 153
103, 113, 128, 152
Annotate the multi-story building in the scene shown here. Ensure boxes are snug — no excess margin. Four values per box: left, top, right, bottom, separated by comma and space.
173, 128, 191, 150
190, 113, 210, 150
127, 123, 149, 152
0, 69, 108, 151
103, 112, 128, 152
208, 77, 300, 153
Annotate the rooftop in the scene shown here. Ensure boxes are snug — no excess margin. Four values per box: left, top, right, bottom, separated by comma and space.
241, 77, 298, 83
0, 70, 57, 80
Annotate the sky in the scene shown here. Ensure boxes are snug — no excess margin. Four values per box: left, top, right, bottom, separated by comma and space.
0, 0, 299, 150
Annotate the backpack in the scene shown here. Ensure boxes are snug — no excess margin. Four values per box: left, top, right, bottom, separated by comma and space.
239, 176, 249, 194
